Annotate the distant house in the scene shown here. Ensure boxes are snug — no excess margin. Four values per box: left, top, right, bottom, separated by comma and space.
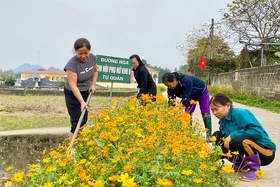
130, 67, 159, 84
20, 69, 67, 82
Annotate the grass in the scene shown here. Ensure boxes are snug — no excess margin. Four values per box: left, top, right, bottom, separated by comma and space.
98, 89, 137, 93
0, 95, 116, 131
2, 86, 279, 131
208, 85, 280, 113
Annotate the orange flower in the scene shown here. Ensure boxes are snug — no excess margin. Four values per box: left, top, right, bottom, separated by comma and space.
102, 147, 109, 157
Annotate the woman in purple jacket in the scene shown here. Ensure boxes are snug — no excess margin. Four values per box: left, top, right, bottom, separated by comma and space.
162, 72, 212, 140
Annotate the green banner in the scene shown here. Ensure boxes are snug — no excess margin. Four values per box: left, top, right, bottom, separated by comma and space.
97, 55, 132, 83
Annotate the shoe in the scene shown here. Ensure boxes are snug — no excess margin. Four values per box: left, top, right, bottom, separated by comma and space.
240, 151, 260, 181
203, 114, 212, 141
227, 155, 248, 172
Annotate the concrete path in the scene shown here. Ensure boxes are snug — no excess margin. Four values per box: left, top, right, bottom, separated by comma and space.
192, 102, 280, 187
0, 101, 279, 186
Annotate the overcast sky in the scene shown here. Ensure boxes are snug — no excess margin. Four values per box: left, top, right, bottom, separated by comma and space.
0, 0, 233, 71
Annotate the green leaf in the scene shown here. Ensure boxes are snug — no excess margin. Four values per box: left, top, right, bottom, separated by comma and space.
274, 51, 280, 57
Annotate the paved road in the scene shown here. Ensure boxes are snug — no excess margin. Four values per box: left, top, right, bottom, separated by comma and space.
0, 101, 279, 186
192, 102, 280, 187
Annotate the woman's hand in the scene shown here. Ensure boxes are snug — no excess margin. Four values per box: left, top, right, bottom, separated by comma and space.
89, 84, 96, 93
80, 101, 88, 112
223, 135, 232, 150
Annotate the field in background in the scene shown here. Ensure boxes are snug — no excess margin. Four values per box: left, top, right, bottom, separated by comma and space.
0, 95, 115, 131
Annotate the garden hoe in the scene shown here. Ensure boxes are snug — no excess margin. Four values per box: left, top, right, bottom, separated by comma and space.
68, 92, 92, 150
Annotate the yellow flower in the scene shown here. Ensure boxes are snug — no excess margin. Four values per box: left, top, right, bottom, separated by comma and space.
4, 181, 13, 186
130, 106, 135, 111
46, 166, 57, 172
156, 178, 173, 187
210, 136, 217, 142
199, 150, 209, 159
104, 115, 110, 121
164, 166, 175, 170
57, 160, 66, 167
190, 100, 198, 105
231, 151, 239, 155
193, 178, 203, 183
221, 165, 235, 173
124, 164, 133, 172
42, 148, 47, 155
222, 137, 229, 142
109, 175, 120, 181
5, 166, 13, 171
92, 179, 104, 187
102, 147, 109, 157
152, 166, 159, 171
255, 170, 265, 178
42, 157, 50, 163
118, 173, 138, 187
42, 182, 53, 187
58, 174, 70, 184
79, 159, 87, 164
199, 164, 208, 170
11, 171, 24, 182
181, 170, 192, 176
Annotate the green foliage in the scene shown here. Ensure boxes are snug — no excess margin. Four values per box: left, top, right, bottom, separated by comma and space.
208, 86, 280, 113
5, 76, 16, 86
142, 62, 172, 83
174, 64, 188, 74
208, 59, 237, 74
6, 96, 235, 187
59, 81, 65, 87
157, 85, 167, 93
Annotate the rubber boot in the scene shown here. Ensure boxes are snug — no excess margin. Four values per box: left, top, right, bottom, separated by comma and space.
241, 152, 261, 181
227, 155, 248, 172
203, 114, 212, 141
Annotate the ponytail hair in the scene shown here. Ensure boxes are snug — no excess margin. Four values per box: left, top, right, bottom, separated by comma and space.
162, 72, 186, 83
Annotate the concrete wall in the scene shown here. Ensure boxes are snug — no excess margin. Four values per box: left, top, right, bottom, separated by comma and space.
0, 134, 66, 171
210, 64, 280, 101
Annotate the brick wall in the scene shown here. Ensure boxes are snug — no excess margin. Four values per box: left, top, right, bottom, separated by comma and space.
210, 64, 280, 101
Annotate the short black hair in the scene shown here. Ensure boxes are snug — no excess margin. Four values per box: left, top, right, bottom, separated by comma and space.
210, 93, 233, 107
74, 38, 91, 51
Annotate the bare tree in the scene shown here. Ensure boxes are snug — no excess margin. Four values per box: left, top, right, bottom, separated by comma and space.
222, 0, 280, 66
222, 0, 280, 43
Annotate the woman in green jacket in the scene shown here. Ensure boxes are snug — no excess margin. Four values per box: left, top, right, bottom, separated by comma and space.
210, 93, 276, 182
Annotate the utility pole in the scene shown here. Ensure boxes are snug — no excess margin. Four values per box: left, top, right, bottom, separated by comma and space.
209, 18, 214, 59
207, 18, 214, 85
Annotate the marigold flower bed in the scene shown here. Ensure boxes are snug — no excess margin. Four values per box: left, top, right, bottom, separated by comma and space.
6, 95, 233, 187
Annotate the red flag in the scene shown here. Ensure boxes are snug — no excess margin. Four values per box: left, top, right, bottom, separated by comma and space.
198, 57, 207, 69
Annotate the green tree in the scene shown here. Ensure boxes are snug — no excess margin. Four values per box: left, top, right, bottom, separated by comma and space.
174, 64, 187, 74
177, 24, 236, 79
208, 59, 237, 74
140, 59, 172, 83
5, 76, 16, 86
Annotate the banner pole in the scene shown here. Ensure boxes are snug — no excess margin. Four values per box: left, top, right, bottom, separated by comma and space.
110, 81, 113, 100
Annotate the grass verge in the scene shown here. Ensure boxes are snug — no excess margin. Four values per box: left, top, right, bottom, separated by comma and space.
208, 85, 280, 113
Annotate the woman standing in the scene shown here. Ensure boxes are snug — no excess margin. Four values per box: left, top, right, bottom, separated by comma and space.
162, 72, 212, 140
210, 93, 275, 181
129, 54, 156, 99
64, 38, 98, 138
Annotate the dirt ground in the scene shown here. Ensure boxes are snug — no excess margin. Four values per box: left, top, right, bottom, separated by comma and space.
0, 95, 112, 130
